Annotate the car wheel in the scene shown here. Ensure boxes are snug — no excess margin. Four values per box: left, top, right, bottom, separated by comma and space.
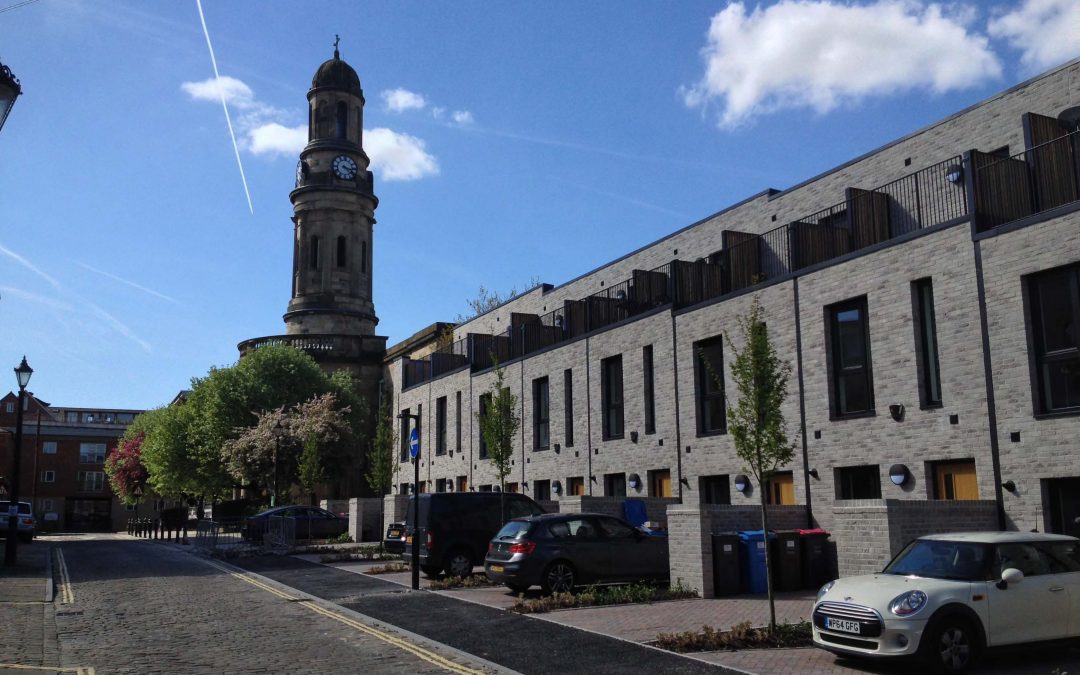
444, 550, 473, 578
541, 561, 576, 595
920, 616, 980, 673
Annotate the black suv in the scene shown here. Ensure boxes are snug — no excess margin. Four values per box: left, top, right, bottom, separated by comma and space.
403, 492, 545, 577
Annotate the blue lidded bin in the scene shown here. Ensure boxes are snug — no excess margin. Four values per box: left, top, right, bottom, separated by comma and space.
738, 530, 777, 594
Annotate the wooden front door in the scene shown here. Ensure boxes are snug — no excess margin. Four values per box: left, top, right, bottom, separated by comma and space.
766, 472, 795, 505
935, 461, 979, 500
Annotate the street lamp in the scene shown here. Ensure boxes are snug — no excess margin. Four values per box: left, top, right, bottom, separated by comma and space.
4, 356, 33, 566
0, 58, 21, 134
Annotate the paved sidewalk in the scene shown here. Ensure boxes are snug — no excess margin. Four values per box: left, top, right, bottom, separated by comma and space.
0, 539, 60, 674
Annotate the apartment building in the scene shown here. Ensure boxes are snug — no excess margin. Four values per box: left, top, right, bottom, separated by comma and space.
0, 392, 144, 532
387, 58, 1080, 577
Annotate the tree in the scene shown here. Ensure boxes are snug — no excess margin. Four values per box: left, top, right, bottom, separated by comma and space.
478, 360, 520, 522
715, 296, 797, 633
366, 396, 398, 549
104, 430, 149, 505
455, 276, 541, 322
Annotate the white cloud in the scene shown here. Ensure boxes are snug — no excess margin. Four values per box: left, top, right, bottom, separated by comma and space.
180, 75, 255, 108
248, 123, 308, 157
683, 0, 1001, 128
365, 128, 440, 181
988, 0, 1080, 70
382, 88, 427, 113
451, 110, 475, 126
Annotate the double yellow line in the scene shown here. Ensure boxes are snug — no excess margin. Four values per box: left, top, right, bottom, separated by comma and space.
201, 559, 483, 675
55, 547, 73, 604
0, 664, 95, 674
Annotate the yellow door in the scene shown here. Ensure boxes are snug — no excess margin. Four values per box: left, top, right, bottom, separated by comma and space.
651, 471, 672, 498
936, 461, 979, 500
766, 473, 795, 505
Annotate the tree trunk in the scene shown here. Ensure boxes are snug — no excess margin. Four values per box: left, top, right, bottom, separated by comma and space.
759, 480, 777, 633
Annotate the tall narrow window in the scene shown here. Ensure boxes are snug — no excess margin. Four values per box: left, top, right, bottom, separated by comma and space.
695, 336, 725, 435
642, 345, 656, 434
336, 236, 347, 268
533, 377, 550, 450
1028, 265, 1080, 414
478, 393, 491, 459
361, 241, 367, 274
601, 355, 624, 440
336, 101, 348, 139
563, 369, 574, 447
435, 396, 447, 455
912, 279, 943, 407
455, 391, 462, 453
310, 236, 320, 270
399, 407, 410, 462
828, 297, 875, 417
836, 465, 881, 499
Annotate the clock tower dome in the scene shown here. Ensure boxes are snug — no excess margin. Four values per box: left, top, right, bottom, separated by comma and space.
286, 41, 378, 336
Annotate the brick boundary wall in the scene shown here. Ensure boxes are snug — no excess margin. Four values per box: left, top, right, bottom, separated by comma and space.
382, 494, 409, 538
667, 504, 809, 598
833, 499, 999, 577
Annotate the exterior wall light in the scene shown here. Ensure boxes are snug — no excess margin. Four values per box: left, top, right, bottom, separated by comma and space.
889, 464, 910, 486
552, 480, 562, 495
945, 164, 964, 185
734, 475, 750, 493
628, 473, 641, 491
889, 403, 905, 422
1002, 480, 1017, 493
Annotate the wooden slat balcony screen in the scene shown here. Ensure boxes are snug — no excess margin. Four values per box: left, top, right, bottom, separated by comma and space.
789, 219, 850, 271
1024, 113, 1079, 213
848, 188, 891, 249
722, 230, 760, 292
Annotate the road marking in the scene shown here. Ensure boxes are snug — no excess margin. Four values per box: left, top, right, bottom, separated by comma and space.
0, 665, 94, 674
200, 559, 483, 675
55, 548, 73, 604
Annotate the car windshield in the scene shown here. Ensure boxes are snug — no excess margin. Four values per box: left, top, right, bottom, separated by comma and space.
883, 540, 988, 581
494, 520, 532, 540
0, 501, 32, 514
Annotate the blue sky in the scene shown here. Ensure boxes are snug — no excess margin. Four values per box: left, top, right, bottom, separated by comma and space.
1, 0, 1077, 410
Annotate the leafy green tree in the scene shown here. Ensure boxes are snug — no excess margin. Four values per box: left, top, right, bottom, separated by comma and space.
478, 360, 520, 521
720, 297, 797, 633
366, 396, 398, 549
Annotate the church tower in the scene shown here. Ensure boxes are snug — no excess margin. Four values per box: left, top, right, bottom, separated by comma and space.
286, 41, 378, 336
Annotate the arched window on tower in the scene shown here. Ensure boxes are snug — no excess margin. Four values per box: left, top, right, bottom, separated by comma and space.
362, 241, 367, 274
309, 105, 315, 141
310, 236, 320, 270
356, 107, 362, 142
336, 236, 347, 268
336, 101, 348, 139
317, 102, 328, 137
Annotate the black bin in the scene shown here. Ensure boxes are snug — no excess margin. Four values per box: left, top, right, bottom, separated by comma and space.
711, 532, 741, 596
799, 528, 832, 589
772, 530, 803, 592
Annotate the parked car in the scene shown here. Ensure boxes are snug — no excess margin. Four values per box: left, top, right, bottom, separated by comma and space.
384, 521, 405, 554
0, 501, 35, 543
243, 505, 347, 541
484, 512, 669, 594
402, 492, 545, 577
812, 531, 1080, 672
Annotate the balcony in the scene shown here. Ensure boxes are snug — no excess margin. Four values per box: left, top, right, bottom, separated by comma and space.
238, 333, 385, 364
399, 156, 970, 389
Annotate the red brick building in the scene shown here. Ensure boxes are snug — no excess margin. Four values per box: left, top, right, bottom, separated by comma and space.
0, 391, 144, 532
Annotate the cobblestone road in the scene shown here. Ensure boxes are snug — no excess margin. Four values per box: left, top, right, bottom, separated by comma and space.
44, 534, 494, 675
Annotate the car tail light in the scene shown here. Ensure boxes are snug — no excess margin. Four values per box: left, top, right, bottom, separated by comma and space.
488, 541, 496, 553
508, 541, 536, 556
21, 518, 33, 526
425, 531, 433, 551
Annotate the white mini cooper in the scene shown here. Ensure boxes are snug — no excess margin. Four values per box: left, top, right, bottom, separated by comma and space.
813, 532, 1080, 672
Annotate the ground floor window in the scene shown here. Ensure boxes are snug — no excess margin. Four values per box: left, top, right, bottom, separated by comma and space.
699, 475, 730, 504
1048, 477, 1080, 538
604, 472, 626, 497
836, 465, 881, 499
533, 479, 551, 501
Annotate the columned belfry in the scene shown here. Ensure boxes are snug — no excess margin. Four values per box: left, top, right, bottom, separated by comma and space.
287, 39, 378, 336
239, 40, 387, 416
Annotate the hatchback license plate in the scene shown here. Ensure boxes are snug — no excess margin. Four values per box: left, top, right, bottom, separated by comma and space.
826, 617, 861, 634
388, 529, 402, 538
489, 564, 505, 573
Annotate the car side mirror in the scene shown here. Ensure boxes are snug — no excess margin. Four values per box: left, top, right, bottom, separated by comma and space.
997, 567, 1024, 589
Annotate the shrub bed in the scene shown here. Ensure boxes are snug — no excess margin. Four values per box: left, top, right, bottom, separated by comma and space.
363, 562, 411, 575
653, 621, 812, 652
510, 580, 698, 614
428, 574, 502, 590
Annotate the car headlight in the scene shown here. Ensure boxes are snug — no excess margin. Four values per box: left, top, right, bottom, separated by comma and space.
889, 590, 928, 616
816, 580, 835, 602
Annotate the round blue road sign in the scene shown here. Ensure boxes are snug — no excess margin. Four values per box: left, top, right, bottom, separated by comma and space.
409, 427, 420, 458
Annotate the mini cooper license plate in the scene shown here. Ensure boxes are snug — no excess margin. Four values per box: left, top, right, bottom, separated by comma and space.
388, 528, 402, 538
826, 617, 861, 634
489, 564, 505, 573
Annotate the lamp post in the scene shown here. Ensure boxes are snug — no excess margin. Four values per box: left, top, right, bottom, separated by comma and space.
0, 58, 21, 134
397, 411, 421, 590
4, 356, 33, 566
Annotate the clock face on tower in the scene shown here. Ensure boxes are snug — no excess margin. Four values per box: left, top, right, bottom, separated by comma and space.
332, 155, 358, 180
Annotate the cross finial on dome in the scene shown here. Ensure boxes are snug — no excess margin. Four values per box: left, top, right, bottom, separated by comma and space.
333, 34, 340, 59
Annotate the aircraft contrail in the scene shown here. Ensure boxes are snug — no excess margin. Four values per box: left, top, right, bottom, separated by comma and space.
195, 0, 254, 214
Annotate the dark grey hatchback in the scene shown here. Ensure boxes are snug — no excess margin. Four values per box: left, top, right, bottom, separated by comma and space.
484, 513, 669, 594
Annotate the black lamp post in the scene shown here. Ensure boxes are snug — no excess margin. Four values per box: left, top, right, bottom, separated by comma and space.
4, 356, 33, 566
0, 58, 21, 134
